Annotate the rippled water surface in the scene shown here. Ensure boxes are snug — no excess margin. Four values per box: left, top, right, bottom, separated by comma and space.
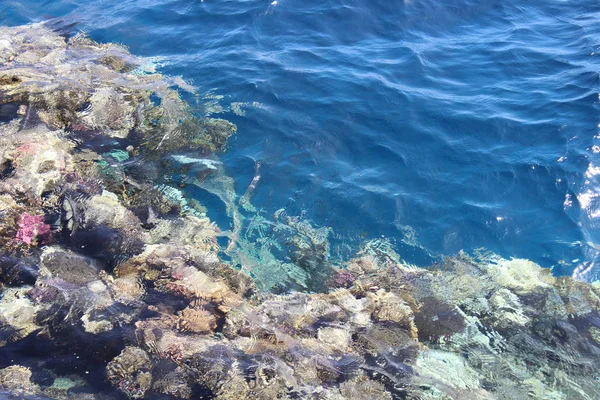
2, 0, 600, 279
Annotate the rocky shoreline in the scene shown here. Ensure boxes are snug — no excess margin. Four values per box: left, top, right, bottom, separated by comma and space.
1, 23, 600, 399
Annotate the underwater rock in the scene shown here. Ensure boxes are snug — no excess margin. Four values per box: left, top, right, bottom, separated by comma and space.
488, 288, 529, 328
64, 190, 145, 264
106, 346, 153, 399
555, 276, 600, 316
80, 87, 136, 139
184, 345, 252, 399
412, 350, 492, 399
338, 377, 393, 400
0, 22, 234, 157
136, 318, 214, 361
0, 254, 38, 286
43, 376, 87, 399
109, 275, 146, 304
3, 21, 600, 400
84, 190, 136, 229
0, 286, 40, 340
32, 245, 137, 337
80, 312, 114, 335
40, 246, 101, 284
328, 288, 373, 328
128, 184, 185, 221
413, 296, 466, 343
171, 265, 235, 304
368, 289, 417, 337
149, 184, 206, 218
317, 326, 351, 352
141, 116, 237, 156
152, 366, 194, 399
144, 215, 219, 252
197, 118, 237, 151
124, 245, 250, 315
486, 257, 556, 295
0, 365, 41, 396
1, 125, 75, 197
0, 194, 21, 248
129, 279, 416, 398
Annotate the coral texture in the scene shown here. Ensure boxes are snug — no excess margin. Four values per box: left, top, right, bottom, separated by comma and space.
0, 22, 599, 400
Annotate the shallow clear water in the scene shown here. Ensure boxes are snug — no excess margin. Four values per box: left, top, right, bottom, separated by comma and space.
2, 0, 600, 279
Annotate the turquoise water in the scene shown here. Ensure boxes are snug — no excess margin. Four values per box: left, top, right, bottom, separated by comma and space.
2, 0, 600, 279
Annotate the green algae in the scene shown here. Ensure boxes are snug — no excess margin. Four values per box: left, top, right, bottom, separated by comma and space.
103, 149, 130, 163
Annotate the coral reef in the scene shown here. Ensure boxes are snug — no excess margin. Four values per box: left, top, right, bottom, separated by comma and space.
0, 23, 232, 156
0, 21, 600, 400
15, 213, 52, 246
0, 365, 40, 396
107, 347, 153, 399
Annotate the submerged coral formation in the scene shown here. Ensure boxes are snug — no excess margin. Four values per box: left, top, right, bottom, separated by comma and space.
1, 22, 600, 400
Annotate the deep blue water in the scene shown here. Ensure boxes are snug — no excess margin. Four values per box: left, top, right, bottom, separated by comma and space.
2, 0, 600, 279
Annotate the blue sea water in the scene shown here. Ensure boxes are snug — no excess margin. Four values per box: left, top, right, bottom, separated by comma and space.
2, 0, 599, 279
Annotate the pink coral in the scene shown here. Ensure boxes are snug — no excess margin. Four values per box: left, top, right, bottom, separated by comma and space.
329, 270, 355, 288
171, 270, 185, 280
14, 143, 39, 155
165, 343, 185, 364
15, 213, 52, 245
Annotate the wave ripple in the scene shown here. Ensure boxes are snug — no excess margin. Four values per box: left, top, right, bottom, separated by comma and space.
2, 0, 600, 278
